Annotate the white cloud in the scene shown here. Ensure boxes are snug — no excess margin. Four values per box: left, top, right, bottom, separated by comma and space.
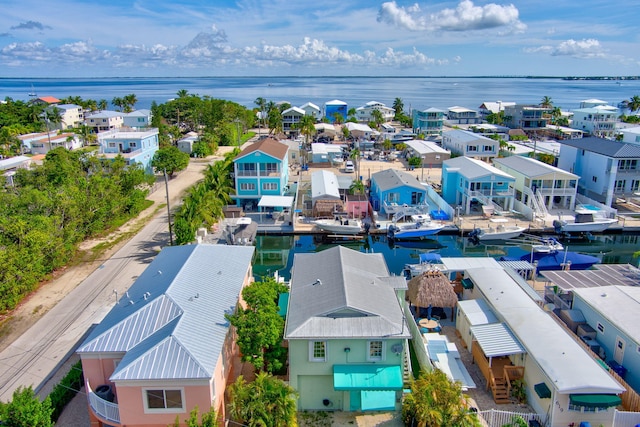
525, 38, 606, 59
377, 0, 525, 32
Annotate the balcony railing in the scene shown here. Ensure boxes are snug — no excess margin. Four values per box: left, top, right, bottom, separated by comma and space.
236, 170, 281, 177
87, 381, 120, 425
467, 188, 514, 198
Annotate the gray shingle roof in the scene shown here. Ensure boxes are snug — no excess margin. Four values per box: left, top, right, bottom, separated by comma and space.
78, 244, 255, 381
560, 136, 640, 158
284, 246, 409, 339
371, 168, 424, 192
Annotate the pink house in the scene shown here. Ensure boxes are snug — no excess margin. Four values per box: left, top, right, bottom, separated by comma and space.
77, 244, 255, 427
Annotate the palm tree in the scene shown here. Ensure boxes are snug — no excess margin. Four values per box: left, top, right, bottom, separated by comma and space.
349, 179, 365, 195
540, 96, 553, 108
628, 95, 640, 113
371, 109, 384, 129
177, 89, 189, 98
332, 112, 344, 125
111, 96, 124, 111
295, 114, 316, 150
123, 93, 137, 112
393, 97, 404, 119
347, 107, 357, 120
349, 148, 361, 177
98, 99, 108, 111
254, 97, 267, 131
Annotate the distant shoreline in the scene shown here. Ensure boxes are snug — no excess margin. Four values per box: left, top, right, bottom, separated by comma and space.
1, 75, 639, 80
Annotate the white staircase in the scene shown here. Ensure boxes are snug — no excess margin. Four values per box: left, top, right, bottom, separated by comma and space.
523, 187, 547, 219
470, 191, 505, 215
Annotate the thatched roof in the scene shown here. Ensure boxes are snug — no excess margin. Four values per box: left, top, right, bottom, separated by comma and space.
407, 270, 458, 308
313, 199, 344, 217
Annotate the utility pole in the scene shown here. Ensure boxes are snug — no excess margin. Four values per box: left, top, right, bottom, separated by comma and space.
163, 169, 173, 246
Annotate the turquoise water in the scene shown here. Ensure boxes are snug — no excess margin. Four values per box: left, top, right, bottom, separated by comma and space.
252, 233, 640, 280
579, 204, 600, 211
2, 76, 638, 111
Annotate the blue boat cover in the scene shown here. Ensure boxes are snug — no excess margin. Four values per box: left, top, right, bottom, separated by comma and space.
419, 253, 442, 263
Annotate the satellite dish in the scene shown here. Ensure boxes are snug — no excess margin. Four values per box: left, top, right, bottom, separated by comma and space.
391, 344, 403, 355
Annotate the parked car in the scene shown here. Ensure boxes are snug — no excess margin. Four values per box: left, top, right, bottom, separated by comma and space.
344, 161, 355, 173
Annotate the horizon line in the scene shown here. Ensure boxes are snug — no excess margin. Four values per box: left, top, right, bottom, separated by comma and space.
2, 75, 640, 80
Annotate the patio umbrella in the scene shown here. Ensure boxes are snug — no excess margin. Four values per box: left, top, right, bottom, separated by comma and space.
407, 270, 458, 318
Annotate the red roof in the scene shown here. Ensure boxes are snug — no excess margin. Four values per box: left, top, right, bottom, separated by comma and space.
37, 96, 61, 104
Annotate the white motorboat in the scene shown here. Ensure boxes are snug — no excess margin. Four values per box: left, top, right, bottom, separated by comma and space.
553, 205, 617, 233
531, 237, 564, 253
313, 217, 363, 235
468, 222, 526, 244
387, 214, 444, 240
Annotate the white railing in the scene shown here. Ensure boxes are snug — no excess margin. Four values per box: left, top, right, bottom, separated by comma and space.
522, 187, 547, 219
87, 381, 120, 425
477, 409, 542, 427
614, 409, 640, 426
535, 191, 549, 217
469, 191, 505, 215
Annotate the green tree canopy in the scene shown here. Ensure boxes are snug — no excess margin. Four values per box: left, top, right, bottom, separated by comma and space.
0, 386, 54, 427
402, 370, 481, 427
228, 372, 298, 427
225, 277, 288, 373
151, 146, 189, 177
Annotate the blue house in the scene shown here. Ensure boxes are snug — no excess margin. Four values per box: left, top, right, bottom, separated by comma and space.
97, 128, 159, 174
571, 284, 640, 394
233, 138, 289, 209
370, 168, 426, 214
412, 107, 445, 136
442, 157, 515, 215
324, 99, 348, 123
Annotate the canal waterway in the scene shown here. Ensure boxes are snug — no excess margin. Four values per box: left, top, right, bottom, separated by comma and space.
252, 233, 640, 280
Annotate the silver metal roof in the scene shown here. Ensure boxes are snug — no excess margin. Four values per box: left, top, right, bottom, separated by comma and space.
572, 285, 640, 344
466, 266, 623, 394
284, 246, 410, 339
493, 156, 578, 179
457, 299, 498, 326
311, 170, 340, 201
443, 156, 515, 180
470, 323, 525, 357
78, 244, 255, 382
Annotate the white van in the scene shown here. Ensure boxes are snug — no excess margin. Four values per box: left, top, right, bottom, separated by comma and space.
344, 161, 355, 173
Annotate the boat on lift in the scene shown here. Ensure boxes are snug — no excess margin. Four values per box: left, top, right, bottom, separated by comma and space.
501, 237, 600, 271
313, 216, 363, 235
553, 205, 617, 234
388, 214, 445, 240
468, 220, 526, 244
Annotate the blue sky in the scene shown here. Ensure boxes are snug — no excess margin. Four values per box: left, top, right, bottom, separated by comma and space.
1, 0, 638, 77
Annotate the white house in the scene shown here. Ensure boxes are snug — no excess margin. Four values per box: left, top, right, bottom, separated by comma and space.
0, 155, 31, 186
299, 102, 322, 121
446, 106, 481, 125
311, 170, 341, 206
355, 101, 395, 123
123, 109, 152, 128
579, 98, 610, 109
403, 139, 450, 167
282, 106, 306, 134
477, 101, 515, 119
85, 110, 124, 132
442, 129, 499, 161
558, 136, 640, 206
493, 156, 579, 219
54, 104, 84, 129
619, 126, 640, 145
345, 122, 376, 141
571, 106, 619, 139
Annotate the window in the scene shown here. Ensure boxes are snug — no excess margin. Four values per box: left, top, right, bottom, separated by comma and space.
483, 145, 493, 152
467, 145, 477, 152
309, 341, 327, 362
597, 322, 605, 333
619, 159, 637, 170
615, 180, 626, 192
262, 182, 278, 190
240, 183, 256, 191
632, 180, 640, 192
262, 162, 279, 174
130, 142, 137, 148
368, 341, 384, 361
388, 192, 400, 203
592, 176, 597, 183
108, 142, 116, 148
144, 389, 184, 412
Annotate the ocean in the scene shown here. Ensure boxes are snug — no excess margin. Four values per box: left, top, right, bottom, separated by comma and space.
2, 76, 639, 112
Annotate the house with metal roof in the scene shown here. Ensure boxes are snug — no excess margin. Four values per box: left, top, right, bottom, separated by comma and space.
53, 103, 84, 129
570, 285, 640, 395
355, 101, 395, 123
446, 106, 481, 125
442, 257, 625, 427
442, 129, 499, 161
620, 126, 640, 144
571, 105, 619, 139
503, 104, 551, 131
123, 109, 153, 129
97, 128, 160, 174
299, 102, 322, 121
442, 157, 515, 215
412, 107, 445, 136
85, 110, 124, 132
403, 139, 450, 167
284, 246, 410, 412
282, 106, 305, 135
478, 101, 515, 119
369, 168, 427, 214
324, 99, 348, 123
233, 137, 289, 209
77, 244, 255, 427
558, 136, 640, 206
493, 156, 579, 219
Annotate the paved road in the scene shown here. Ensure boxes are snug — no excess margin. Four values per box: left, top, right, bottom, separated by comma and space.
0, 161, 209, 402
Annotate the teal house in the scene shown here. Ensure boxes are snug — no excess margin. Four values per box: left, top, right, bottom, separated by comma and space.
370, 168, 427, 214
412, 107, 445, 136
233, 138, 289, 209
442, 156, 515, 215
284, 246, 409, 412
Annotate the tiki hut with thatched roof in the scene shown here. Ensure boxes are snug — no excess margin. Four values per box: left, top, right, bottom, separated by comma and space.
407, 270, 459, 319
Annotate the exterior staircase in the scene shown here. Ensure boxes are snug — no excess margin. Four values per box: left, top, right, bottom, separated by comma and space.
491, 375, 511, 404
523, 187, 548, 219
402, 344, 413, 387
470, 191, 505, 215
